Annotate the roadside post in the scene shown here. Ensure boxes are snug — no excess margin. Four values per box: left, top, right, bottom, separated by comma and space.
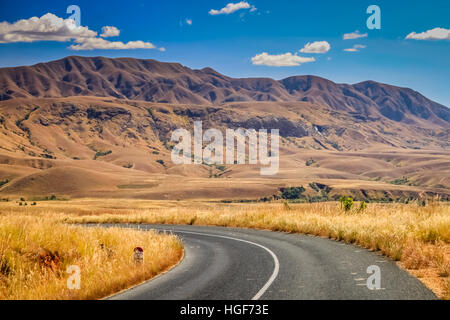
134, 247, 144, 265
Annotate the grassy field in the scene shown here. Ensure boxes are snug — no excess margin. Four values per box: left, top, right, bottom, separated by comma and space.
0, 215, 183, 300
0, 199, 449, 299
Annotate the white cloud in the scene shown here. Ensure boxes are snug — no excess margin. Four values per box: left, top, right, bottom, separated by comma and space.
251, 52, 315, 67
343, 30, 368, 40
100, 26, 120, 38
185, 19, 193, 25
0, 13, 96, 43
343, 44, 366, 52
0, 12, 163, 51
300, 41, 331, 54
406, 27, 450, 40
209, 2, 253, 15
70, 38, 157, 50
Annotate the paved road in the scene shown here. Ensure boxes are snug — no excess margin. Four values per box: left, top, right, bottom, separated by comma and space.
108, 224, 436, 300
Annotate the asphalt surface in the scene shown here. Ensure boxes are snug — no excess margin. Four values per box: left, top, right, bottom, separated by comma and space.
107, 224, 437, 300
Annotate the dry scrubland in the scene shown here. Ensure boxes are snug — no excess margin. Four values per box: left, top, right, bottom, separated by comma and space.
0, 199, 449, 299
0, 215, 183, 300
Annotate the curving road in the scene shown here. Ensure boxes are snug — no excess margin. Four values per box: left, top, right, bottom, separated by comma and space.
108, 224, 436, 300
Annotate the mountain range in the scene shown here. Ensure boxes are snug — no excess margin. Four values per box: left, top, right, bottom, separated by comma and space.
0, 56, 449, 200
0, 56, 448, 128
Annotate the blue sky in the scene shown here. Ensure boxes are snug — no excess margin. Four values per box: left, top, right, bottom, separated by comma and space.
0, 0, 449, 106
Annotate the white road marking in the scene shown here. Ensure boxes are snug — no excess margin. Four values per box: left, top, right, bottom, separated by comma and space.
171, 229, 280, 301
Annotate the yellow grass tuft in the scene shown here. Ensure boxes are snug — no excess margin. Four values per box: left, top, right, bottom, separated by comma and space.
0, 215, 183, 300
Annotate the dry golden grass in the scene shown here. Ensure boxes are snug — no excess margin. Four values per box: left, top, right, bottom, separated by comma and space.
0, 199, 449, 299
0, 215, 183, 300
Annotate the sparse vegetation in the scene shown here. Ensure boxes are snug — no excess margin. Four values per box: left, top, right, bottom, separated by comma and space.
94, 150, 112, 160
306, 159, 316, 167
29, 195, 63, 202
215, 165, 227, 172
156, 159, 165, 166
0, 179, 10, 188
390, 176, 410, 185
280, 186, 306, 200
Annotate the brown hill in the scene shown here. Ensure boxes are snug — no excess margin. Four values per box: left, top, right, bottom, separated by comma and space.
0, 56, 449, 200
0, 96, 449, 200
0, 56, 448, 128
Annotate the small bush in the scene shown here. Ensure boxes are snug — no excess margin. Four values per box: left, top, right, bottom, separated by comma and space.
340, 196, 354, 212
94, 150, 112, 160
280, 186, 306, 200
0, 179, 10, 187
156, 160, 165, 166
418, 199, 427, 207
306, 159, 316, 167
390, 177, 409, 185
215, 165, 227, 172
358, 201, 368, 213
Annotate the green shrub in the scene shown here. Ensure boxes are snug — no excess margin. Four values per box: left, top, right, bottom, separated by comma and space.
94, 150, 112, 160
418, 199, 427, 207
390, 177, 409, 185
340, 196, 354, 212
215, 165, 227, 172
281, 186, 306, 200
0, 179, 9, 187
